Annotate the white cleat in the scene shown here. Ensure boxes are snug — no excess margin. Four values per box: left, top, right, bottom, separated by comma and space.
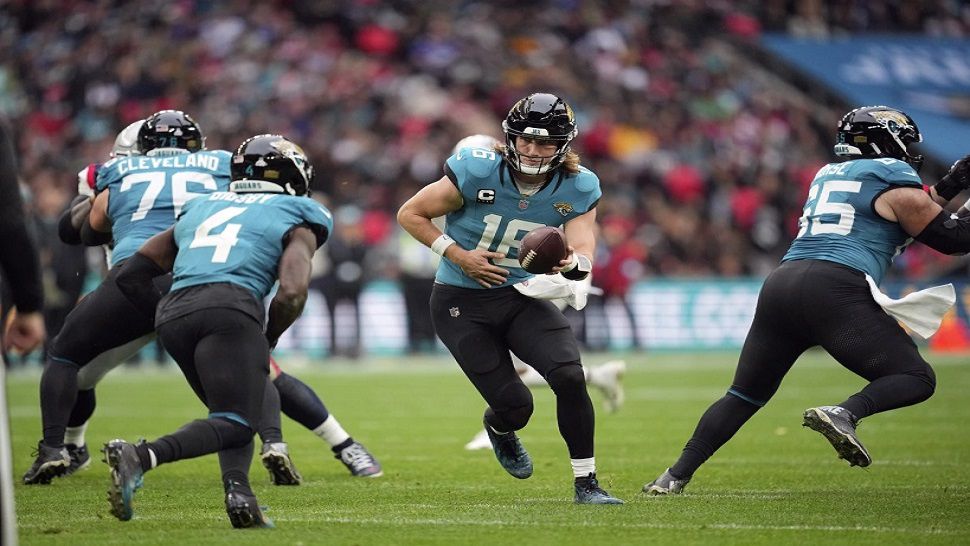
589, 360, 626, 413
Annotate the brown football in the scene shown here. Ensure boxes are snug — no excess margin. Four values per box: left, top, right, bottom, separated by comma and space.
518, 226, 568, 274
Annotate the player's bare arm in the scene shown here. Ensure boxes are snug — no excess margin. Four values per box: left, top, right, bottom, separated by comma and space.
878, 185, 970, 255
551, 208, 596, 275
398, 175, 508, 288
266, 226, 316, 348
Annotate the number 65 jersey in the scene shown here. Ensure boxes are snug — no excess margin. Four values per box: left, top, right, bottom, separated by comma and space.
436, 147, 601, 289
97, 150, 233, 267
782, 158, 923, 284
170, 192, 333, 300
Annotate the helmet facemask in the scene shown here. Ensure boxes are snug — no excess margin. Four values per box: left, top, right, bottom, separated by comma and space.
502, 93, 578, 176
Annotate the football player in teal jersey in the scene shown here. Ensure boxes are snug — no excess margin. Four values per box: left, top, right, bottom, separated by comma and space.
107, 134, 332, 527
645, 106, 970, 495
27, 114, 381, 487
398, 93, 622, 504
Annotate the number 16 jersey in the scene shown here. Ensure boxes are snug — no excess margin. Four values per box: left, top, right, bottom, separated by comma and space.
436, 147, 601, 289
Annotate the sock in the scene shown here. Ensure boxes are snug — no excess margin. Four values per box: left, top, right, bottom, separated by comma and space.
219, 441, 255, 495
40, 359, 81, 448
275, 372, 331, 431
134, 443, 158, 473
546, 365, 595, 459
64, 423, 88, 447
68, 389, 96, 428
570, 457, 595, 478
669, 393, 760, 479
258, 376, 283, 444
838, 372, 936, 420
313, 415, 351, 449
145, 418, 252, 470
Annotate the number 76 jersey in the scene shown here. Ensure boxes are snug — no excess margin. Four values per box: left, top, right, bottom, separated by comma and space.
170, 192, 333, 300
782, 158, 923, 284
96, 150, 233, 267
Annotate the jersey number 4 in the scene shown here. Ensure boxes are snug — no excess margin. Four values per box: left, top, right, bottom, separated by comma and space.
189, 207, 244, 263
796, 180, 862, 237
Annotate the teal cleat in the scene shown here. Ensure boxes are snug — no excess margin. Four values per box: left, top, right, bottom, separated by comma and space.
482, 417, 533, 479
103, 439, 144, 521
574, 473, 624, 504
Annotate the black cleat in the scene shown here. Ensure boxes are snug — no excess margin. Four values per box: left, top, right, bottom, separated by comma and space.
22, 441, 70, 485
482, 417, 533, 479
803, 406, 871, 467
103, 439, 145, 521
643, 468, 690, 495
574, 473, 624, 504
260, 442, 302, 486
336, 442, 383, 478
64, 443, 91, 476
225, 485, 274, 529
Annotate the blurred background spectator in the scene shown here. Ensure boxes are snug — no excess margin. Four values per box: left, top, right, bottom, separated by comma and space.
2, 0, 967, 354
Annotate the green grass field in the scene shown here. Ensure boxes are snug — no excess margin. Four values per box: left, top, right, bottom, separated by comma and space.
7, 350, 970, 545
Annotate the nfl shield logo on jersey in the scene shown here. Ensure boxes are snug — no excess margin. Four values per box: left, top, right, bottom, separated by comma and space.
449, 307, 460, 317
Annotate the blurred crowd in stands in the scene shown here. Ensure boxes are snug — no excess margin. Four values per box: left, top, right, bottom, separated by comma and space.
2, 0, 968, 357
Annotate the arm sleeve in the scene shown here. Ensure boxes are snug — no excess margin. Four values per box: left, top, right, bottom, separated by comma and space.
0, 115, 43, 313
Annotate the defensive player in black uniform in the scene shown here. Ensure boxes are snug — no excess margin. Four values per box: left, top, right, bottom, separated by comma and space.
646, 106, 970, 494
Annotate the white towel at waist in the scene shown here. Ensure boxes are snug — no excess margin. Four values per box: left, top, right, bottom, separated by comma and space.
513, 274, 601, 311
864, 274, 955, 339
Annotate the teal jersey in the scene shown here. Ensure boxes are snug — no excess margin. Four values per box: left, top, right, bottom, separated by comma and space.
96, 150, 232, 266
437, 147, 601, 289
782, 158, 923, 284
170, 192, 332, 299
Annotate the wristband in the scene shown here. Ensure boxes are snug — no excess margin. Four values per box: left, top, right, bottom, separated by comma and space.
431, 234, 456, 256
562, 253, 592, 280
560, 253, 579, 272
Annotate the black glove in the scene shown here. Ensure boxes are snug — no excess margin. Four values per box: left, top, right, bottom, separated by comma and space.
934, 154, 970, 201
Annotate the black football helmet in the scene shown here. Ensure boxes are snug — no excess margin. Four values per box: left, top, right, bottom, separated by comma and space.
502, 92, 578, 175
834, 106, 923, 172
230, 134, 313, 196
138, 110, 205, 153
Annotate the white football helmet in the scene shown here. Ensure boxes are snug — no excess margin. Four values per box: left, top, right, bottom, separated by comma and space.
452, 134, 500, 155
111, 120, 145, 158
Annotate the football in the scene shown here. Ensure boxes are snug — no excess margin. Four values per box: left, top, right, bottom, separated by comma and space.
518, 226, 569, 274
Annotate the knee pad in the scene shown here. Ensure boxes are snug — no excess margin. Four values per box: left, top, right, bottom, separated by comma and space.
492, 382, 533, 431
546, 363, 586, 395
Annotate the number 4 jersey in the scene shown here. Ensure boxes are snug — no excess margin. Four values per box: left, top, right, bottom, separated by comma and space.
782, 158, 923, 284
170, 192, 333, 300
437, 146, 601, 289
97, 150, 233, 266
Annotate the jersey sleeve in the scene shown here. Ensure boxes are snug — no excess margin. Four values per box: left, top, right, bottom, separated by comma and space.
296, 199, 334, 248
95, 158, 122, 192
444, 150, 501, 199
573, 167, 603, 213
209, 150, 234, 190
872, 159, 923, 188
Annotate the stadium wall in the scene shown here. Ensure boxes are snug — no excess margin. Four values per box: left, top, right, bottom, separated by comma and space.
270, 279, 970, 357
